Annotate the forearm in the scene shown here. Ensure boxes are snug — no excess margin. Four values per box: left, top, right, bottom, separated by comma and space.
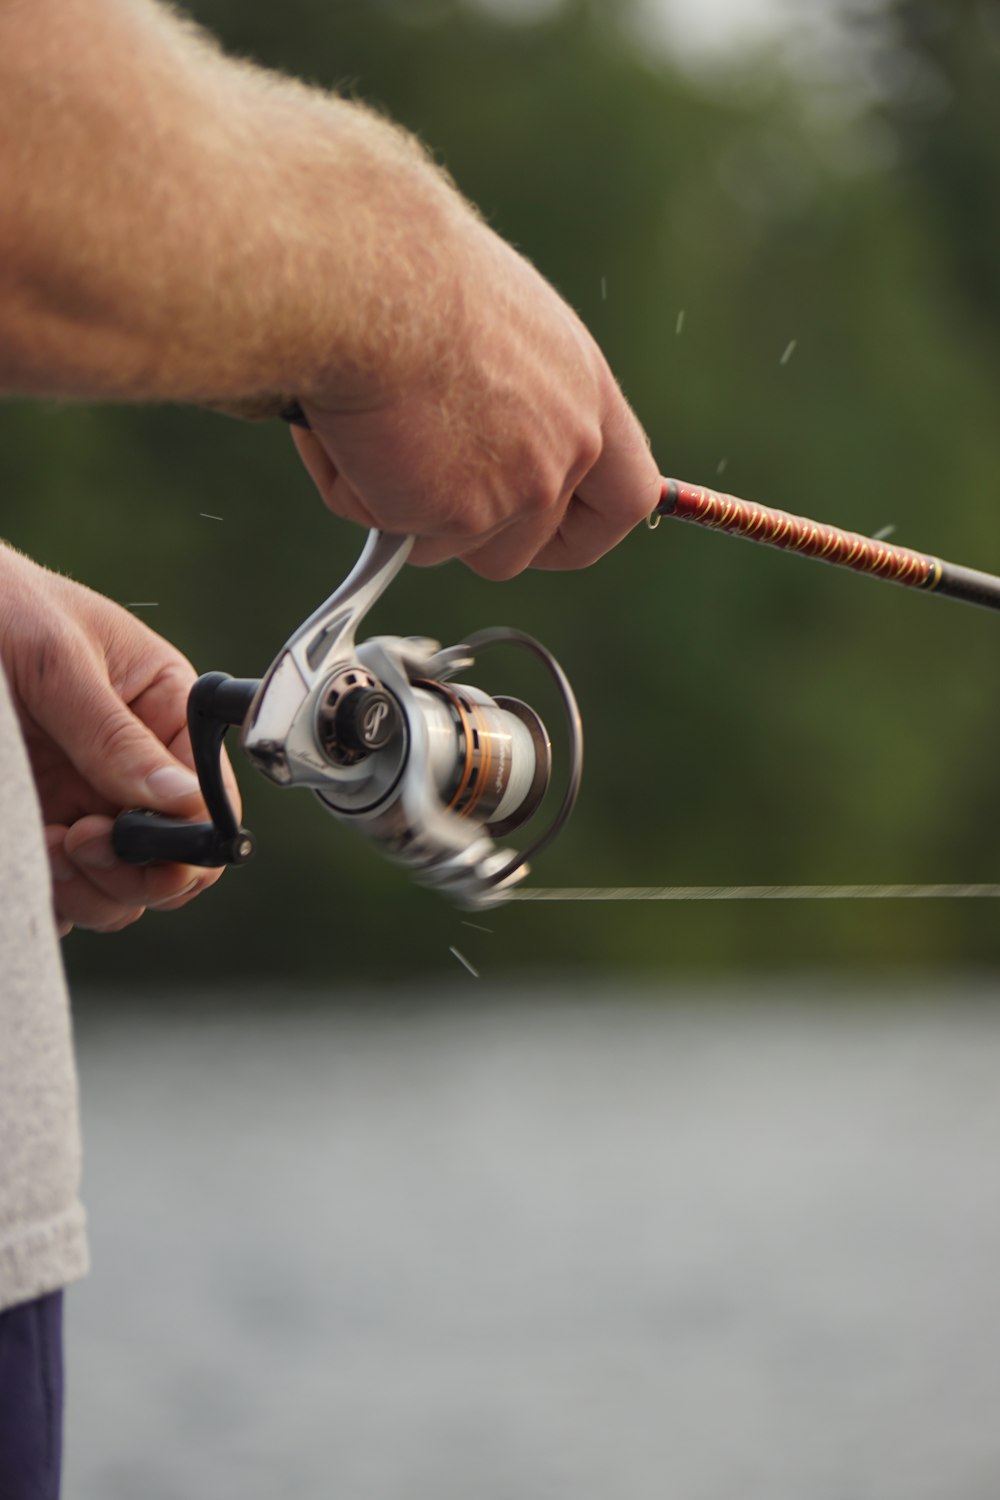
0, 0, 470, 409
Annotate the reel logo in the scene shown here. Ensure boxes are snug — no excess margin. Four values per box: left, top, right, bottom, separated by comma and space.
362, 697, 390, 745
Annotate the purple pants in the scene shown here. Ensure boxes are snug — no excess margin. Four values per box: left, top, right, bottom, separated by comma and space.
0, 1291, 63, 1500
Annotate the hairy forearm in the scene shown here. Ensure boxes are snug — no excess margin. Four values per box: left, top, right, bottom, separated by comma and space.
0, 0, 470, 409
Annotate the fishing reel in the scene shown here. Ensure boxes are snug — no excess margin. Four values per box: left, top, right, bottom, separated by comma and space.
112, 530, 583, 909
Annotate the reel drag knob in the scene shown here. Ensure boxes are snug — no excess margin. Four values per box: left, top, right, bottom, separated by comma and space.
334, 685, 399, 753
318, 667, 401, 765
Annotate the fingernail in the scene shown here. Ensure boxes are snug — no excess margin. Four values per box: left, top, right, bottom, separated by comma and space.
72, 839, 118, 871
145, 766, 200, 802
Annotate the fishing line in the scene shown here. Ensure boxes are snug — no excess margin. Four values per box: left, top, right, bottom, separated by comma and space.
513, 884, 1000, 903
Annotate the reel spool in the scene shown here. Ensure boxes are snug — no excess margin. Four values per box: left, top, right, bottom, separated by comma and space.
112, 530, 583, 910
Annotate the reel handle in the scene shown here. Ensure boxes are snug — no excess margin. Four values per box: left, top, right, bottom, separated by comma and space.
112, 809, 253, 868
112, 673, 259, 869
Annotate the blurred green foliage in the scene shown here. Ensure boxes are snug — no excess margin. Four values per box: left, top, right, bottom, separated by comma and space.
4, 0, 1000, 985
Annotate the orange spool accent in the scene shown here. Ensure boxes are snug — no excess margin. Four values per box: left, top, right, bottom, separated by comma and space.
418, 680, 496, 821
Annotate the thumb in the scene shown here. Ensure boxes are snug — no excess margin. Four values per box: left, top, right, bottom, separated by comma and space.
34, 656, 202, 814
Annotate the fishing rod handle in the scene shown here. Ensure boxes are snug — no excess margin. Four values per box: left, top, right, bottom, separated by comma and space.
655, 477, 1000, 615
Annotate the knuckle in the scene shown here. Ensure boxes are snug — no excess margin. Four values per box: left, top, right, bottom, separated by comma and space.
446, 506, 490, 542
155, 660, 198, 714
521, 463, 562, 517
575, 424, 603, 477
92, 710, 144, 764
160, 650, 197, 687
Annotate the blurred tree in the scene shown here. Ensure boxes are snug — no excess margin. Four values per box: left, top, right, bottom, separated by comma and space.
851, 0, 1000, 341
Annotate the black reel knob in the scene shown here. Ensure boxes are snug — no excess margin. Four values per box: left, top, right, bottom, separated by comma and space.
335, 686, 399, 752
318, 667, 401, 764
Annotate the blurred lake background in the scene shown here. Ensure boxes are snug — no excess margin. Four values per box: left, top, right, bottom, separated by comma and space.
68, 986, 1000, 1499
6, 0, 1000, 1492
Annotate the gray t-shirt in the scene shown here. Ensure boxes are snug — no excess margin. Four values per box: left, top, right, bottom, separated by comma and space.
0, 665, 88, 1311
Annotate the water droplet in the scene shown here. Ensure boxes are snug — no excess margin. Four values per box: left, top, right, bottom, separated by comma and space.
449, 946, 480, 979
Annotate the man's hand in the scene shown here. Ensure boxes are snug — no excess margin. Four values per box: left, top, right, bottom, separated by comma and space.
0, 546, 237, 937
291, 219, 661, 578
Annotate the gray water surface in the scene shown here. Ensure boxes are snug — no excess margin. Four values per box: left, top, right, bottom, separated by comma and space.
67, 986, 1000, 1499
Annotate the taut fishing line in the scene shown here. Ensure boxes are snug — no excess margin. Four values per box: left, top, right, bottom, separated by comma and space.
513, 885, 1000, 904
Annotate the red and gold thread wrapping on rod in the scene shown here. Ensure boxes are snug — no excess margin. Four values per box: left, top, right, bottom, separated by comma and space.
656, 479, 943, 593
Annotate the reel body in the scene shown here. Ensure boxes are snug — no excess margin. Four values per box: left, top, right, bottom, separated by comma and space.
113, 530, 582, 910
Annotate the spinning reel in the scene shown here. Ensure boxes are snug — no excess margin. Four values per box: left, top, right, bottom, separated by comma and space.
112, 530, 583, 910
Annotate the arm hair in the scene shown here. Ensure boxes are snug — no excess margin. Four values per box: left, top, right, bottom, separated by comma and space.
0, 0, 473, 410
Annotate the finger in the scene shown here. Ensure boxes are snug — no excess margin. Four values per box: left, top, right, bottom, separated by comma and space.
437, 411, 652, 577
45, 825, 76, 888
290, 428, 378, 530
406, 481, 572, 572
47, 831, 77, 937
405, 539, 462, 568
46, 825, 148, 932
536, 405, 661, 570
458, 498, 568, 581
50, 858, 146, 934
530, 491, 638, 570
407, 514, 519, 569
63, 815, 216, 908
